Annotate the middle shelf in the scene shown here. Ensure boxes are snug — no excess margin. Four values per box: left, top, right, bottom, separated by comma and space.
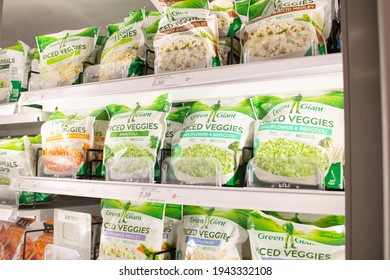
9, 177, 345, 216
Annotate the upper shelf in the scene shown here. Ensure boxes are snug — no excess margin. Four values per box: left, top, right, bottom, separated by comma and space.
16, 54, 343, 112
9, 177, 345, 215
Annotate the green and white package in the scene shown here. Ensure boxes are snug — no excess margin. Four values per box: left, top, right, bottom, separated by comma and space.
103, 93, 171, 179
0, 136, 34, 185
89, 35, 107, 65
19, 134, 54, 204
100, 9, 146, 81
236, 0, 250, 23
248, 0, 273, 21
36, 27, 99, 88
218, 36, 241, 65
242, 0, 332, 62
143, 11, 163, 50
154, 1, 220, 73
162, 204, 183, 259
171, 98, 256, 186
0, 41, 30, 103
153, 0, 209, 12
41, 111, 95, 176
99, 199, 165, 260
164, 105, 190, 150
177, 206, 249, 260
247, 211, 345, 260
209, 0, 242, 37
251, 91, 344, 190
143, 11, 163, 73
29, 48, 40, 73
89, 108, 109, 177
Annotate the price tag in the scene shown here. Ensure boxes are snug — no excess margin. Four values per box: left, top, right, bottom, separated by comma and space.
20, 91, 46, 103
151, 75, 176, 89
137, 187, 171, 203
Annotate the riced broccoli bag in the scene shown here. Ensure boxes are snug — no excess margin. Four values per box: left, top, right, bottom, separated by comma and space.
209, 0, 242, 37
162, 204, 182, 259
250, 91, 344, 190
41, 111, 95, 176
100, 9, 146, 81
171, 98, 256, 186
103, 93, 171, 181
177, 206, 249, 260
154, 0, 220, 73
0, 136, 34, 185
242, 0, 332, 62
99, 199, 165, 260
0, 41, 30, 102
247, 211, 345, 260
36, 26, 99, 88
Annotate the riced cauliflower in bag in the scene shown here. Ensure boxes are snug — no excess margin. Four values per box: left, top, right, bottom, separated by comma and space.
100, 9, 146, 81
247, 211, 345, 260
171, 98, 256, 186
41, 111, 95, 176
154, 0, 220, 73
0, 41, 30, 103
250, 91, 344, 190
36, 26, 99, 88
177, 206, 249, 260
103, 93, 171, 180
243, 0, 332, 62
99, 199, 165, 260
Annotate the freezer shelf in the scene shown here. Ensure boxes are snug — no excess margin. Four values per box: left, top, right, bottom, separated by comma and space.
16, 54, 343, 113
10, 177, 344, 215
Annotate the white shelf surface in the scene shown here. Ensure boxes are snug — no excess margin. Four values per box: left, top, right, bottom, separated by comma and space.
0, 103, 17, 116
17, 54, 343, 113
0, 111, 49, 125
10, 177, 345, 215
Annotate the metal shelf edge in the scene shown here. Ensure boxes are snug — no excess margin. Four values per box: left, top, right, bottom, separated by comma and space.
10, 177, 345, 215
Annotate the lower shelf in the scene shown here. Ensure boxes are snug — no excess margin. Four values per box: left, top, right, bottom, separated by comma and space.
9, 177, 345, 215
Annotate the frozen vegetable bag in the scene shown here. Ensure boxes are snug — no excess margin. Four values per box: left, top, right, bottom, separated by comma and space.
177, 206, 249, 260
208, 0, 242, 37
100, 9, 146, 80
103, 93, 171, 180
171, 98, 256, 186
0, 41, 30, 102
242, 0, 332, 62
251, 91, 345, 190
247, 211, 345, 260
89, 108, 109, 177
162, 204, 182, 259
36, 26, 99, 88
0, 136, 34, 185
164, 105, 190, 151
154, 0, 220, 73
99, 199, 165, 260
41, 111, 95, 176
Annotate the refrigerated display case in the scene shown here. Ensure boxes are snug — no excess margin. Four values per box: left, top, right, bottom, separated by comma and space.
0, 0, 388, 260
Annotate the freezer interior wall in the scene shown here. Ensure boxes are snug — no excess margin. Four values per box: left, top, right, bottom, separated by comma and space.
0, 0, 151, 47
